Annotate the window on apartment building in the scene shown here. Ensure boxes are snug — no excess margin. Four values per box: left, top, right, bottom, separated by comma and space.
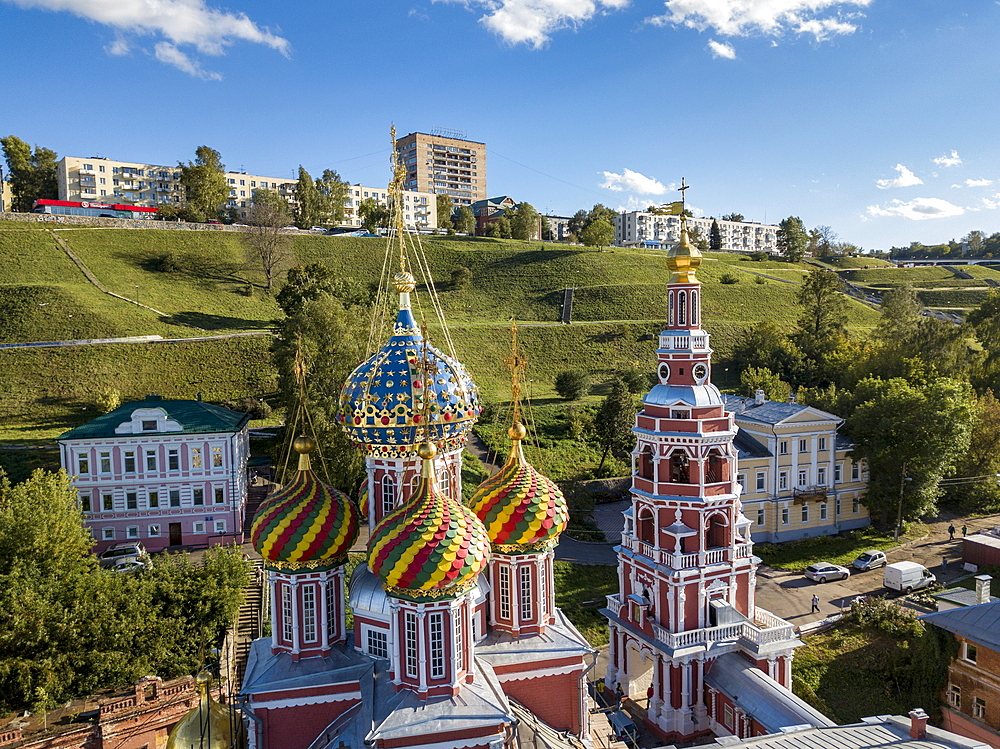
852, 463, 860, 481
127, 526, 139, 539
737, 474, 746, 492
100, 452, 112, 474
215, 487, 224, 504
781, 507, 789, 525
146, 451, 158, 472
193, 489, 204, 506
77, 454, 90, 474
798, 470, 808, 487
213, 446, 223, 467
103, 493, 114, 511
948, 685, 961, 708
169, 489, 180, 507
799, 438, 808, 453
802, 504, 810, 522
168, 449, 179, 471
368, 629, 388, 659
99, 177, 106, 185
757, 508, 765, 526
99, 165, 106, 173
965, 643, 978, 663
818, 437, 827, 451
853, 497, 860, 514
820, 503, 828, 520
974, 698, 986, 720
126, 492, 137, 510
148, 524, 160, 537
250, 181, 256, 187
834, 464, 842, 483
239, 179, 245, 186
112, 167, 119, 174
214, 520, 226, 534
818, 467, 827, 486
148, 491, 159, 508
193, 521, 205, 534
103, 528, 115, 540
779, 441, 788, 455
228, 179, 235, 184
80, 493, 91, 512
100, 190, 107, 196
191, 448, 202, 469
779, 471, 788, 490
756, 472, 766, 493
124, 451, 135, 473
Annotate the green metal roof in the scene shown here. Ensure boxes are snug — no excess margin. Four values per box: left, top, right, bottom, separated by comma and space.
58, 395, 250, 441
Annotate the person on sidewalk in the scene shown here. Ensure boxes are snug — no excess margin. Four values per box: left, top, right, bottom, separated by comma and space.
941, 556, 948, 573
962, 524, 969, 537
811, 593, 820, 614
948, 523, 956, 541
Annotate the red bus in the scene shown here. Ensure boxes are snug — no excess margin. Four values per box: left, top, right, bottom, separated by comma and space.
32, 199, 159, 220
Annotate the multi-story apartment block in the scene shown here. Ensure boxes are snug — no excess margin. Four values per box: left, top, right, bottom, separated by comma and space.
57, 155, 298, 215
614, 211, 778, 253
544, 214, 572, 241
723, 392, 869, 543
394, 130, 486, 207
0, 177, 13, 212
341, 183, 437, 231
925, 596, 1000, 749
58, 395, 250, 553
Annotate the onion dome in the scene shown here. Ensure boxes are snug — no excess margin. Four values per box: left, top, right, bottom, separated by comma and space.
357, 481, 369, 518
338, 272, 481, 459
667, 224, 702, 284
251, 436, 359, 571
165, 670, 246, 749
368, 441, 490, 601
468, 421, 568, 552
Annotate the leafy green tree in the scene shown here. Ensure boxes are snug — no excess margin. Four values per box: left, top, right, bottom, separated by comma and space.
588, 204, 616, 226
509, 202, 541, 240
358, 197, 389, 233
486, 216, 511, 238
776, 216, 808, 262
316, 169, 350, 226
567, 209, 589, 239
179, 146, 228, 219
686, 225, 709, 250
436, 194, 454, 230
454, 206, 476, 235
793, 269, 848, 358
846, 377, 974, 526
721, 213, 744, 222
580, 218, 614, 247
1, 135, 58, 212
617, 368, 651, 394
554, 369, 591, 400
592, 378, 636, 477
709, 219, 722, 251
293, 166, 323, 228
740, 366, 791, 402
944, 389, 1000, 513
242, 188, 293, 291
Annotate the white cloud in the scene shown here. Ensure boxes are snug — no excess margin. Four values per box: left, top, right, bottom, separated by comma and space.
875, 164, 923, 189
434, 0, 628, 48
933, 150, 962, 167
4, 0, 289, 77
648, 0, 871, 41
867, 197, 965, 221
601, 168, 669, 195
707, 39, 736, 57
966, 178, 994, 188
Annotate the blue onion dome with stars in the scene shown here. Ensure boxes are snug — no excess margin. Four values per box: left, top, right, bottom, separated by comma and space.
337, 271, 481, 458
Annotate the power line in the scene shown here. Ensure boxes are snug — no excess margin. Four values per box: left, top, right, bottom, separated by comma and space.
490, 150, 614, 204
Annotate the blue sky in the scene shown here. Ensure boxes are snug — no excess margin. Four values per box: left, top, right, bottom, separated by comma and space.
2, 0, 1000, 250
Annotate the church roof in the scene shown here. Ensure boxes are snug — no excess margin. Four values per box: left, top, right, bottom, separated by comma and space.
468, 430, 568, 552
721, 394, 841, 426
58, 395, 249, 440
922, 600, 1000, 651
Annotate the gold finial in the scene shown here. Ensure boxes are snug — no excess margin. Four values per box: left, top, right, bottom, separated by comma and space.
294, 435, 316, 454
418, 441, 437, 460
389, 124, 408, 275
393, 271, 416, 293
666, 178, 702, 283
504, 318, 528, 428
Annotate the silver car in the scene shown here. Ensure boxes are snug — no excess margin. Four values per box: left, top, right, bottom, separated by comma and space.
97, 541, 148, 569
852, 550, 888, 571
805, 562, 850, 583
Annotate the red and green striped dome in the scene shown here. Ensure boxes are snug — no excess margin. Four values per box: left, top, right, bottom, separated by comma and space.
468, 423, 568, 552
368, 442, 490, 601
251, 438, 359, 571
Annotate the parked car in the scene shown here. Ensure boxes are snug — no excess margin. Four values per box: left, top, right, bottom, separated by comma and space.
804, 562, 850, 583
97, 541, 148, 568
852, 550, 888, 571
110, 558, 149, 573
883, 561, 936, 594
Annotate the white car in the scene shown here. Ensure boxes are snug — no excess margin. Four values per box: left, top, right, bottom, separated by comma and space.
804, 562, 850, 583
110, 559, 149, 573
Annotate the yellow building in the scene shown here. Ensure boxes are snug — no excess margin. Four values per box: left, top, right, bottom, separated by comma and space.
0, 177, 13, 212
341, 184, 437, 231
723, 392, 869, 543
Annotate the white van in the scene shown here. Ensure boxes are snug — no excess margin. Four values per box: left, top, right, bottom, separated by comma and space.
883, 561, 936, 593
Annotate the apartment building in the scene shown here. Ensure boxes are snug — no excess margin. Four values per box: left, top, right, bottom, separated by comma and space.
342, 183, 437, 231
0, 177, 12, 212
394, 130, 486, 206
723, 392, 870, 543
614, 211, 778, 253
57, 155, 299, 213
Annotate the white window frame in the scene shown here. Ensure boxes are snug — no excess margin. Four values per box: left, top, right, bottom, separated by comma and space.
499, 565, 511, 620
818, 437, 827, 451
820, 502, 828, 520
818, 467, 827, 486
382, 474, 396, 516
281, 586, 293, 642
756, 507, 765, 526
103, 527, 115, 540
124, 451, 135, 473
801, 504, 809, 522
520, 566, 532, 622
756, 471, 766, 493
851, 463, 860, 481
973, 697, 986, 720
148, 524, 161, 537
779, 441, 788, 455
779, 471, 789, 491
302, 585, 317, 643
798, 469, 808, 487
948, 684, 961, 708
799, 438, 808, 453
127, 525, 139, 539
736, 473, 747, 492
100, 451, 112, 474
193, 521, 205, 534
213, 446, 223, 467
965, 642, 978, 663
77, 454, 90, 475
191, 448, 202, 469
214, 520, 226, 534
405, 611, 418, 678
367, 628, 388, 659
834, 464, 842, 483
429, 612, 445, 678
781, 507, 789, 525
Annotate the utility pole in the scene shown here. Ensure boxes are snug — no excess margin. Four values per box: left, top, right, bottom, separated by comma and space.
895, 461, 908, 541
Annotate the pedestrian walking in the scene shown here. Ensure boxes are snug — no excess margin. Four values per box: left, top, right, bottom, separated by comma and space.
962, 524, 969, 537
811, 593, 820, 614
948, 523, 955, 541
941, 556, 948, 573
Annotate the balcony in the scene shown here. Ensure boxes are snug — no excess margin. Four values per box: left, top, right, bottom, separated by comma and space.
619, 534, 753, 570
659, 334, 709, 350
647, 608, 796, 653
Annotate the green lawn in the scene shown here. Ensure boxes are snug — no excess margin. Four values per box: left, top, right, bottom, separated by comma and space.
755, 524, 929, 571
553, 560, 618, 647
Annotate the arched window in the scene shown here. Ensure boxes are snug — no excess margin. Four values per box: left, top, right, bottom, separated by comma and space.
637, 507, 655, 545
669, 450, 690, 484
707, 514, 728, 548
381, 474, 396, 516
668, 290, 675, 326
678, 290, 687, 327
638, 446, 655, 481
690, 290, 699, 326
707, 450, 727, 483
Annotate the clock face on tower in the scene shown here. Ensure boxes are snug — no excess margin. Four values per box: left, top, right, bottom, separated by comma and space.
693, 362, 708, 383
658, 362, 671, 384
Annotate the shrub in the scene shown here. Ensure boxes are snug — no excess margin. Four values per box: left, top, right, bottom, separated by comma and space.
564, 405, 594, 439
451, 266, 473, 290
747, 250, 769, 261
618, 368, 652, 394
754, 275, 767, 284
95, 389, 121, 413
554, 369, 591, 400
720, 273, 740, 284
221, 397, 272, 420
851, 595, 924, 638
151, 252, 180, 273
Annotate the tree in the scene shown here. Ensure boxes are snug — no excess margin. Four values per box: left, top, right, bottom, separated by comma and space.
293, 166, 323, 229
358, 197, 389, 234
580, 218, 614, 247
179, 146, 228, 220
487, 216, 511, 238
1, 135, 58, 212
436, 194, 454, 230
592, 378, 636, 477
731, 321, 804, 384
776, 216, 808, 262
554, 369, 590, 400
740, 366, 791, 402
686, 225, 709, 251
943, 389, 1000, 513
509, 202, 540, 240
721, 213, 744, 222
794, 269, 848, 356
709, 219, 722, 251
316, 169, 350, 226
451, 266, 473, 289
807, 225, 839, 257
241, 188, 293, 291
846, 377, 974, 526
568, 209, 589, 239
454, 206, 475, 235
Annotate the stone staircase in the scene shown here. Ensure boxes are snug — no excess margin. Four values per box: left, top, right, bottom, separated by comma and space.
223, 558, 266, 694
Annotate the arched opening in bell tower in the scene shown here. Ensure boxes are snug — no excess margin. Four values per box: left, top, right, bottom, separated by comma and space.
706, 449, 728, 484
678, 290, 688, 327
706, 512, 729, 549
637, 446, 655, 481
668, 449, 690, 484
637, 507, 656, 545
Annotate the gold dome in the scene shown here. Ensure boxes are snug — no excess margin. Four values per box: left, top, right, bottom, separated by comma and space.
666, 226, 702, 284
165, 671, 247, 749
392, 271, 416, 293
508, 421, 527, 441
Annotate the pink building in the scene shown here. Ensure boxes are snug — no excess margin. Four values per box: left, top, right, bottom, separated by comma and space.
58, 395, 250, 552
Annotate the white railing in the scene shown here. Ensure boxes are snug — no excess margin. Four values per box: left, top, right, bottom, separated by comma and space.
621, 535, 741, 570
703, 548, 727, 565
606, 594, 623, 618
648, 615, 797, 652
734, 543, 753, 559
691, 335, 709, 349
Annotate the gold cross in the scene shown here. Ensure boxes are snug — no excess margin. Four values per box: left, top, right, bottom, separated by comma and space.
503, 318, 528, 425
